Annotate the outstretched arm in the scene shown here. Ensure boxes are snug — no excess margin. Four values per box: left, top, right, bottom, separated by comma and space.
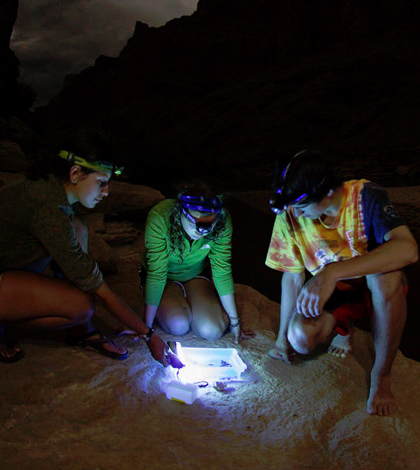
219, 293, 255, 343
269, 271, 305, 364
93, 281, 169, 365
297, 225, 418, 317
144, 304, 159, 328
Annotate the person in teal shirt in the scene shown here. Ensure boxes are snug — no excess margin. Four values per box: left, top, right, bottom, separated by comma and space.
141, 180, 251, 343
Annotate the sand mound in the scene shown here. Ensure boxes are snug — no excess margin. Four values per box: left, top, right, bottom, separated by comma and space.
1, 285, 419, 470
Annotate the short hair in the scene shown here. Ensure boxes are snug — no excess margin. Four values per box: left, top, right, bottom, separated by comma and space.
271, 150, 343, 211
26, 129, 119, 181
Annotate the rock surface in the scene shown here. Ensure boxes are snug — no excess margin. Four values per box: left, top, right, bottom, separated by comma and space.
33, 0, 420, 190
1, 4, 420, 467
0, 0, 19, 118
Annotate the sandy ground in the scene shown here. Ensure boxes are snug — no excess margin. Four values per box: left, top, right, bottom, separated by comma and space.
1, 279, 420, 469
1, 186, 420, 469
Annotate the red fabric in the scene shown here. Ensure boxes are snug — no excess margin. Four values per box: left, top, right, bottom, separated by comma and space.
333, 285, 408, 336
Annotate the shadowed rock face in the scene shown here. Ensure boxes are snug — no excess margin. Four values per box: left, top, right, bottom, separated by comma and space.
0, 0, 38, 165
0, 0, 19, 118
28, 0, 420, 191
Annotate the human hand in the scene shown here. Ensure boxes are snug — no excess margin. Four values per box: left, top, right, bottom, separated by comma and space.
268, 339, 295, 365
231, 325, 256, 344
147, 334, 170, 366
296, 267, 336, 317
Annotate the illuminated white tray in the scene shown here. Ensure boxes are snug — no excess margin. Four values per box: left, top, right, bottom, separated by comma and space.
174, 343, 247, 383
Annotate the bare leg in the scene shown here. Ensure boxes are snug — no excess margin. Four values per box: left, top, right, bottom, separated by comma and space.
366, 270, 406, 416
185, 279, 229, 340
0, 271, 127, 358
156, 282, 192, 336
0, 271, 94, 327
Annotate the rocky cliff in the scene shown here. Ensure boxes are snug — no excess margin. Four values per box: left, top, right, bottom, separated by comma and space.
34, 0, 420, 191
0, 0, 19, 119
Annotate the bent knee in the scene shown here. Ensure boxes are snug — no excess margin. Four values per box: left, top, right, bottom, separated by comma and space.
71, 294, 95, 324
193, 319, 226, 341
287, 324, 316, 355
160, 307, 191, 336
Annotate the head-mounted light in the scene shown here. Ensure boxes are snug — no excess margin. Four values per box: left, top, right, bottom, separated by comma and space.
178, 194, 223, 213
180, 207, 219, 234
59, 150, 124, 176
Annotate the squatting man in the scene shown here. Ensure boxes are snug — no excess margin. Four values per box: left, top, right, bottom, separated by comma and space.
265, 150, 418, 416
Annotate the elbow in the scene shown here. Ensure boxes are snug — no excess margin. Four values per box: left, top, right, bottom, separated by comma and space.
406, 239, 419, 265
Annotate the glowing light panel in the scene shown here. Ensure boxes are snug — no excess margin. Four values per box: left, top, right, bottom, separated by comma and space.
173, 342, 247, 383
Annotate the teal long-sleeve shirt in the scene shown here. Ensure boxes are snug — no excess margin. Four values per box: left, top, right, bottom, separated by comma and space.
142, 199, 235, 306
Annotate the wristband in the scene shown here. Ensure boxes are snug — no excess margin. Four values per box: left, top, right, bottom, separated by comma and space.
229, 318, 241, 328
139, 327, 154, 342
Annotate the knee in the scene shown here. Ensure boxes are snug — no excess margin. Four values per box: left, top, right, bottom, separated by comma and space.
287, 324, 316, 355
71, 294, 95, 325
193, 319, 226, 341
163, 308, 191, 336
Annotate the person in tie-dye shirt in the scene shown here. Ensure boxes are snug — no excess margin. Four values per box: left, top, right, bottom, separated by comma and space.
265, 150, 418, 416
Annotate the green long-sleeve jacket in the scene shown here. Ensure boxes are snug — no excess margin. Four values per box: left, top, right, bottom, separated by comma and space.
142, 199, 235, 306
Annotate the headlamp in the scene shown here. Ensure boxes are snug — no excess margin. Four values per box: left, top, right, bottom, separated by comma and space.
178, 194, 223, 213
181, 207, 219, 234
59, 150, 124, 176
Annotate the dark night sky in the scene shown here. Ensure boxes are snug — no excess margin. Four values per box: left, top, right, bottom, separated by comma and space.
11, 0, 198, 107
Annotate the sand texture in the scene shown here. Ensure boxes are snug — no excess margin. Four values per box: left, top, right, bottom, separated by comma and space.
1, 283, 420, 470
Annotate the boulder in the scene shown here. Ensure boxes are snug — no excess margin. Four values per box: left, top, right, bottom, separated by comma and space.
92, 180, 164, 216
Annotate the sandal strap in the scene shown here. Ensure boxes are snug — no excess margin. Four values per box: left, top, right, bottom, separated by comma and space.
66, 329, 106, 346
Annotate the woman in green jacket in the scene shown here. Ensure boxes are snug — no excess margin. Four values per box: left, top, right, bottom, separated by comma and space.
140, 180, 251, 343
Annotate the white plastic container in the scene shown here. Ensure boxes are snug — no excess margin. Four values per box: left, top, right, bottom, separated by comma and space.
165, 380, 199, 405
174, 343, 247, 383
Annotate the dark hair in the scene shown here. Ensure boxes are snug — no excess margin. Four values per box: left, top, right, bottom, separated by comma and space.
26, 129, 119, 181
271, 150, 342, 210
168, 180, 227, 261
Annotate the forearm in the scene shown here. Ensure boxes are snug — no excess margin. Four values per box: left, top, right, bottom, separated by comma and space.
219, 293, 239, 321
93, 281, 150, 335
278, 272, 305, 342
145, 304, 159, 328
325, 231, 418, 283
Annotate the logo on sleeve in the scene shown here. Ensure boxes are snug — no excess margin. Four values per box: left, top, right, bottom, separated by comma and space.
383, 204, 398, 220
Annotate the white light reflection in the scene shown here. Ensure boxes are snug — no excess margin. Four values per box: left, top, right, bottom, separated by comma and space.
172, 342, 247, 384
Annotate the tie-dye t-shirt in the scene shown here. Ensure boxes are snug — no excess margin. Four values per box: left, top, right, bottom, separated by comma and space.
265, 180, 405, 275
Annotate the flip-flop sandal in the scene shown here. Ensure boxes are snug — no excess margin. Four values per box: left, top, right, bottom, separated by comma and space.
113, 329, 141, 342
67, 329, 129, 360
0, 335, 25, 364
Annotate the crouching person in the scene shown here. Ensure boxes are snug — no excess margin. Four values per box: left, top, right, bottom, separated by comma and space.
266, 150, 418, 416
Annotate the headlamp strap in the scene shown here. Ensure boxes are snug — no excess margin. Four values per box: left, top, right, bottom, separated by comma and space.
58, 150, 124, 176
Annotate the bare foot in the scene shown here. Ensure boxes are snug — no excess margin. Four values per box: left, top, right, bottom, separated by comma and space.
114, 329, 140, 342
328, 333, 351, 358
67, 329, 128, 360
88, 332, 128, 356
367, 376, 397, 416
0, 334, 25, 363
